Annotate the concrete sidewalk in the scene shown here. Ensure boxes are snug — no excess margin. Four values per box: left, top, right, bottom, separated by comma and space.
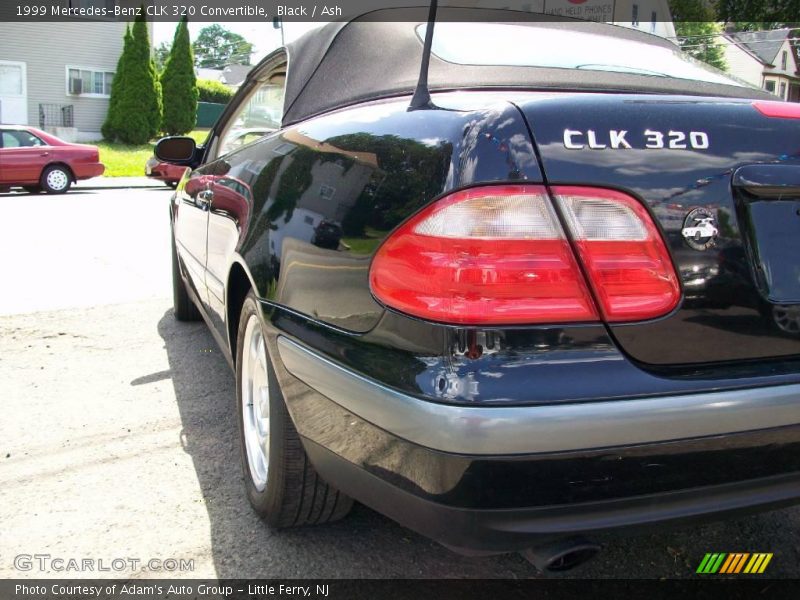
75, 176, 166, 190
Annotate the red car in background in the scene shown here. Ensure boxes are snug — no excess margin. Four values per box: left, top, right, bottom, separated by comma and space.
145, 155, 187, 188
0, 126, 105, 194
145, 127, 270, 187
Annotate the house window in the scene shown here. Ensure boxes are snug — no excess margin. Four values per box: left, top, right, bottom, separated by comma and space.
319, 184, 336, 201
67, 67, 114, 97
780, 82, 787, 99
632, 4, 639, 26
0, 63, 23, 96
272, 142, 294, 156
765, 80, 776, 93
782, 51, 788, 70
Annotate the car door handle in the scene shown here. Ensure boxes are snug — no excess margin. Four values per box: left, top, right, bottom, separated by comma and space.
39, 152, 49, 157
733, 165, 800, 199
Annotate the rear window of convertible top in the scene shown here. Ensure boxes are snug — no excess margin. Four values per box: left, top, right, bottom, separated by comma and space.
419, 23, 753, 89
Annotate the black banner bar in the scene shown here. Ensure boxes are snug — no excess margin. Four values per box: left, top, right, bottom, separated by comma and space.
0, 0, 783, 23
3, 579, 800, 600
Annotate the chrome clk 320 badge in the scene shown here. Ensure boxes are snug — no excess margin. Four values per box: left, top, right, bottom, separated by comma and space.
563, 129, 710, 150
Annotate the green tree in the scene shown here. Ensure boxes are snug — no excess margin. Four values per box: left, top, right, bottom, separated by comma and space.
192, 24, 253, 67
103, 10, 162, 143
670, 0, 728, 70
154, 41, 171, 72
160, 17, 197, 135
677, 22, 728, 70
716, 0, 800, 25
102, 25, 133, 140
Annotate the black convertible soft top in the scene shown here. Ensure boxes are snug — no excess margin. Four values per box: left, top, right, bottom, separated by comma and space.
251, 7, 771, 127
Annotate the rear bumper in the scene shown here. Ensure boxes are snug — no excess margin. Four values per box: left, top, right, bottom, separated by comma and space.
305, 439, 800, 553
274, 335, 800, 552
73, 162, 105, 180
277, 336, 800, 455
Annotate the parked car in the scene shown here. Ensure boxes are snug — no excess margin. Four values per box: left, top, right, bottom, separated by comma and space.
145, 129, 269, 187
156, 12, 800, 572
0, 125, 104, 194
144, 156, 187, 188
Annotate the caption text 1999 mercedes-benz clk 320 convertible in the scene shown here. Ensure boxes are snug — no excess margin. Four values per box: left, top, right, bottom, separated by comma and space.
155, 8, 800, 572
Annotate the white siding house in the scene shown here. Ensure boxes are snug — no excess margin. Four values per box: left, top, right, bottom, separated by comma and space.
466, 0, 676, 39
0, 15, 153, 141
723, 29, 800, 102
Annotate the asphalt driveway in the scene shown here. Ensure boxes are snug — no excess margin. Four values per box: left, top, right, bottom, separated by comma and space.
1, 187, 799, 579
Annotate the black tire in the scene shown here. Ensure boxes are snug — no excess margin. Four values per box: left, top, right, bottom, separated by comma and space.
40, 164, 72, 194
23, 186, 42, 194
770, 304, 800, 336
171, 231, 201, 321
167, 181, 178, 189
236, 292, 353, 528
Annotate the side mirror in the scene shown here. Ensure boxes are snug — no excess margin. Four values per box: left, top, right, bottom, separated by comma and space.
154, 136, 196, 163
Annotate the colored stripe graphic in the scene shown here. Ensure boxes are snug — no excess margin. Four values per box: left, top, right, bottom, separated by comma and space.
720, 553, 749, 574
697, 553, 773, 574
743, 553, 773, 574
718, 554, 735, 574
697, 553, 726, 574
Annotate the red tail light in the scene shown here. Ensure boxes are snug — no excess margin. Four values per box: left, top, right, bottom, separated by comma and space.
370, 185, 679, 325
551, 187, 680, 322
753, 100, 800, 119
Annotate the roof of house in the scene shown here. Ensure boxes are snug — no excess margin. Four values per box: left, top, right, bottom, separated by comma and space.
195, 67, 224, 81
221, 64, 252, 87
725, 28, 793, 66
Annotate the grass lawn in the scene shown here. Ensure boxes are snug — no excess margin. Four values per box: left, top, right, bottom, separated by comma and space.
96, 129, 210, 177
342, 228, 388, 255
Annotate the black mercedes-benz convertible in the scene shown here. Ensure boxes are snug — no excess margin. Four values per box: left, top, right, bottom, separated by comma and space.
156, 9, 800, 571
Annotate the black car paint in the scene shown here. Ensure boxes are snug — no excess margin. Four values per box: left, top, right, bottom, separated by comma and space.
170, 88, 800, 551
174, 92, 800, 408
518, 93, 800, 365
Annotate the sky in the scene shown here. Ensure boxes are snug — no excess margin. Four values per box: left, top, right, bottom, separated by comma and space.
152, 21, 324, 64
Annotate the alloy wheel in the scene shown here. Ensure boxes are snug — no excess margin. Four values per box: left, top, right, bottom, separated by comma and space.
773, 305, 800, 335
240, 314, 270, 491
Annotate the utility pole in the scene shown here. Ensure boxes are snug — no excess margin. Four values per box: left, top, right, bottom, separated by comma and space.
273, 17, 285, 46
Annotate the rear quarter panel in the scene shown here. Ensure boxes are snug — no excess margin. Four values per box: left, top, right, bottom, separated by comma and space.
209, 93, 800, 407
202, 95, 540, 334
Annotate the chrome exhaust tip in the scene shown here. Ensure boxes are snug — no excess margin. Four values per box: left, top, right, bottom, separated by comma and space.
521, 537, 600, 572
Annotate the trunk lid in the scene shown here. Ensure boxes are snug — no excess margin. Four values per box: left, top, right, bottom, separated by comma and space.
516, 93, 800, 365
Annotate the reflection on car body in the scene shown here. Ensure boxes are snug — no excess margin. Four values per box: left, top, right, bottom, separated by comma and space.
158, 11, 800, 570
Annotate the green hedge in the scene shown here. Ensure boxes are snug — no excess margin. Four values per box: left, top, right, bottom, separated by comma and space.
197, 79, 234, 104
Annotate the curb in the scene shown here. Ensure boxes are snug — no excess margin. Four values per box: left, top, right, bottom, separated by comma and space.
75, 177, 167, 190
76, 184, 166, 190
